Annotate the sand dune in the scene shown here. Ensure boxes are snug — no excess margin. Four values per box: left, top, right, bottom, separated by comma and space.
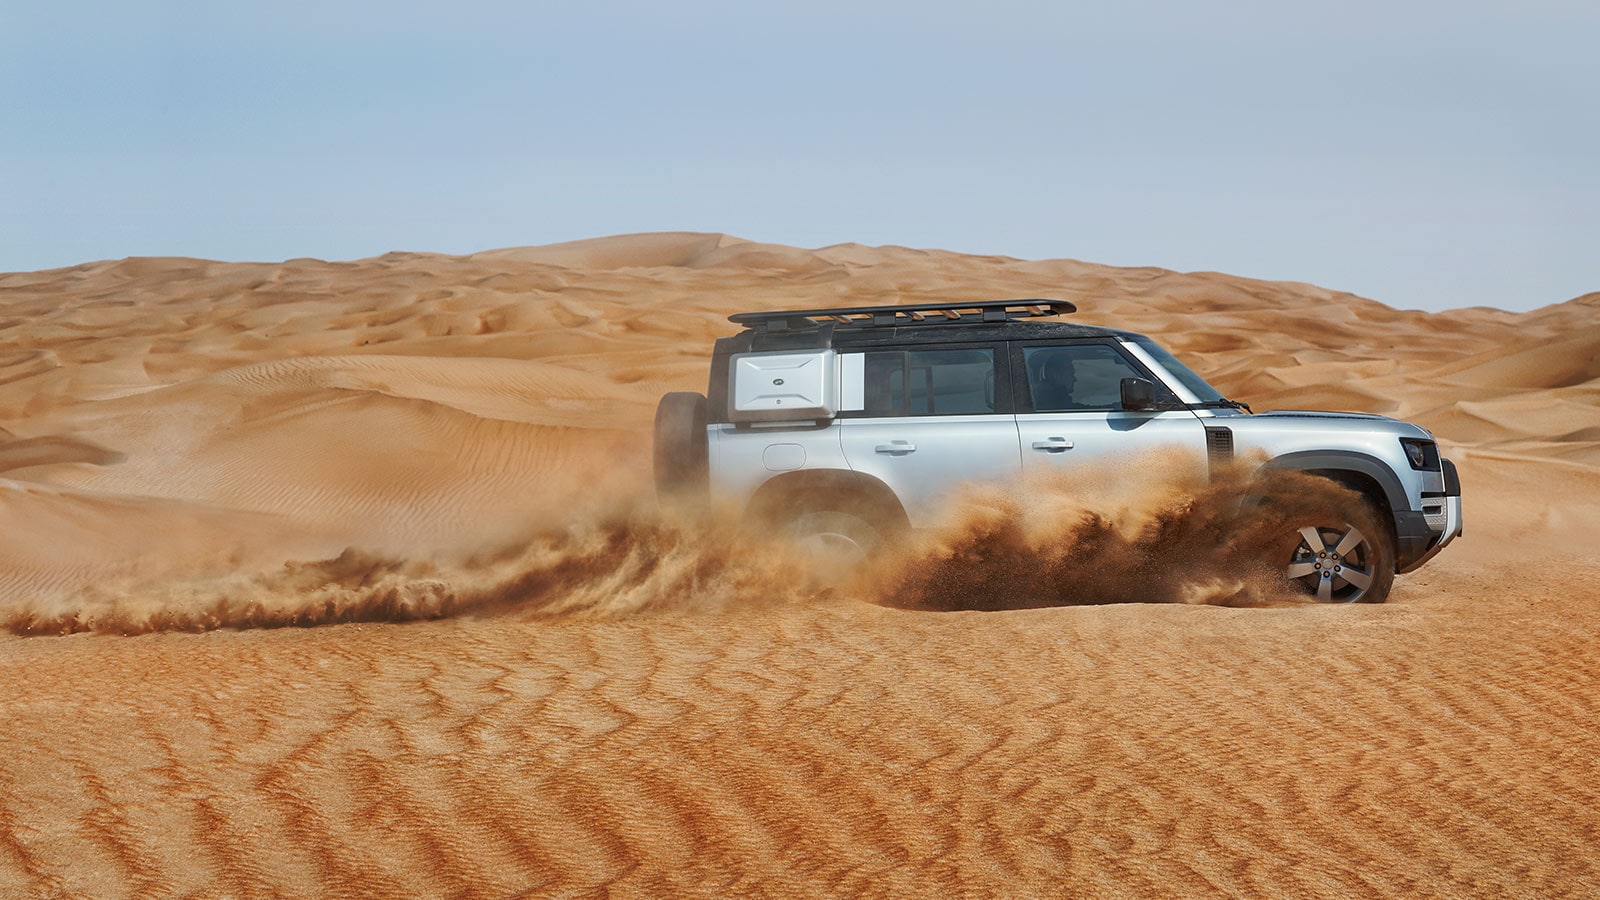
1, 234, 1598, 896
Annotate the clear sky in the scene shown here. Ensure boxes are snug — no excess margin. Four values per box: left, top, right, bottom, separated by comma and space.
3, 1, 1595, 311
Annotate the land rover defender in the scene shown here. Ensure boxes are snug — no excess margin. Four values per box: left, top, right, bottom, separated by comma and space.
654, 300, 1462, 603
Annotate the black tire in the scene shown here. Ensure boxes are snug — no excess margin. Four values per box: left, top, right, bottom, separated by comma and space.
653, 392, 709, 503
1278, 499, 1396, 603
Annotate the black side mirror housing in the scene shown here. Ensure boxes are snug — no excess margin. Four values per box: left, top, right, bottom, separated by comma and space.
1120, 377, 1157, 411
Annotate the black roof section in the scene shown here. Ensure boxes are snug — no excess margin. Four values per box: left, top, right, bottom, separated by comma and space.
723, 299, 1143, 350
729, 299, 1077, 332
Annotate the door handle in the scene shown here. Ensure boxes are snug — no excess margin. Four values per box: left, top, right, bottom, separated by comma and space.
1031, 438, 1074, 452
874, 441, 917, 455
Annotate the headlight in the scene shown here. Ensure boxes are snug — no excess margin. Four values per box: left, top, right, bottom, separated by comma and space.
1399, 438, 1438, 471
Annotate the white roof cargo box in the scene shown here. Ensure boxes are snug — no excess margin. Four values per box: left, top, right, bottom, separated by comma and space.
730, 350, 838, 422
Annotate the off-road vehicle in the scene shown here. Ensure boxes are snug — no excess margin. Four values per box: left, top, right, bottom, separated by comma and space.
654, 300, 1462, 603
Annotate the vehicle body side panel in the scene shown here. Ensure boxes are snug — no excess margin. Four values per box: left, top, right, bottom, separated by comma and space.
1016, 411, 1209, 481
839, 415, 1022, 526
708, 422, 849, 512
1234, 427, 1435, 512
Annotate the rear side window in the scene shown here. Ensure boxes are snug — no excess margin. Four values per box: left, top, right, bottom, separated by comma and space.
863, 348, 997, 416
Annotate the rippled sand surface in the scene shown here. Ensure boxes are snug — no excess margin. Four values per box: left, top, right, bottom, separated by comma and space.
2, 233, 1597, 897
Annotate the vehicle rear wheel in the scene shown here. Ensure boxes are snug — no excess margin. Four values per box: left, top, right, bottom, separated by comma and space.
787, 509, 884, 569
1280, 502, 1395, 603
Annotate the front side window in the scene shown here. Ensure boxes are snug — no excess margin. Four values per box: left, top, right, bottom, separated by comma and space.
1023, 344, 1152, 411
863, 348, 997, 416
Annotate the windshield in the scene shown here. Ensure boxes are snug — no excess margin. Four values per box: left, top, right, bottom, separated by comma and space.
1133, 339, 1227, 404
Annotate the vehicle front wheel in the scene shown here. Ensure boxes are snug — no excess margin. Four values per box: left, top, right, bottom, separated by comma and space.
1280, 504, 1395, 603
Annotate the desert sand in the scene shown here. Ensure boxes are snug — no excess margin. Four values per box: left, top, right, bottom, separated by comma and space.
1, 232, 1597, 897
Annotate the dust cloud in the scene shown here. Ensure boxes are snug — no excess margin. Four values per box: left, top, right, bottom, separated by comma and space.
876, 465, 1362, 610
2, 463, 1359, 635
0, 503, 826, 635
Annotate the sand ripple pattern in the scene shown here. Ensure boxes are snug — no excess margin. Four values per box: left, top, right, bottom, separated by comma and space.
3, 573, 1599, 898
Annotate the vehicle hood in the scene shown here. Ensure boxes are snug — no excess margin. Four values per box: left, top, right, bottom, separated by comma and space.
1252, 410, 1400, 422
1229, 409, 1435, 440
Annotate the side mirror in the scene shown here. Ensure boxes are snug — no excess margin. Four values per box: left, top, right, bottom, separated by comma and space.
1120, 377, 1157, 411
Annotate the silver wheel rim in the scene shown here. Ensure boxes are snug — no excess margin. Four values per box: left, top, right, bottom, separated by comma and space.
789, 512, 875, 575
793, 531, 870, 583
1286, 524, 1377, 603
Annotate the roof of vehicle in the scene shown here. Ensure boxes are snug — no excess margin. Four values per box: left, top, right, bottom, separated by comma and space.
726, 300, 1148, 351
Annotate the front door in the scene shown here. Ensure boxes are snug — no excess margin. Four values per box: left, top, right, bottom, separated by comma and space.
1012, 341, 1208, 483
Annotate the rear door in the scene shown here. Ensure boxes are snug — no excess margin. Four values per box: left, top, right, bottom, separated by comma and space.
838, 343, 1020, 525
1012, 341, 1208, 480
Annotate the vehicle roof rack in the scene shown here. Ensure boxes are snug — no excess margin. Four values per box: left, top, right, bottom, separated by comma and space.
728, 299, 1077, 333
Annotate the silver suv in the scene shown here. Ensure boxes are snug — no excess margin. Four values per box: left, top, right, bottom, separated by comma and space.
654, 300, 1462, 603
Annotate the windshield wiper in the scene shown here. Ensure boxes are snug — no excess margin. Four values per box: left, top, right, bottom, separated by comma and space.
1189, 399, 1253, 413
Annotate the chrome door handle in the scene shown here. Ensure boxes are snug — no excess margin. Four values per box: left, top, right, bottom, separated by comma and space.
875, 441, 917, 454
1031, 438, 1074, 452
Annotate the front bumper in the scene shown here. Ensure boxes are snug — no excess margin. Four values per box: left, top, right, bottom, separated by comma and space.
1397, 459, 1463, 575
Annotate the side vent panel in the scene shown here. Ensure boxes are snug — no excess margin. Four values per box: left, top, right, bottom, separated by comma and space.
1205, 426, 1234, 475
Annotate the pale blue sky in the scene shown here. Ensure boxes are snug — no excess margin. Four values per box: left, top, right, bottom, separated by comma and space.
3, 1, 1595, 311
